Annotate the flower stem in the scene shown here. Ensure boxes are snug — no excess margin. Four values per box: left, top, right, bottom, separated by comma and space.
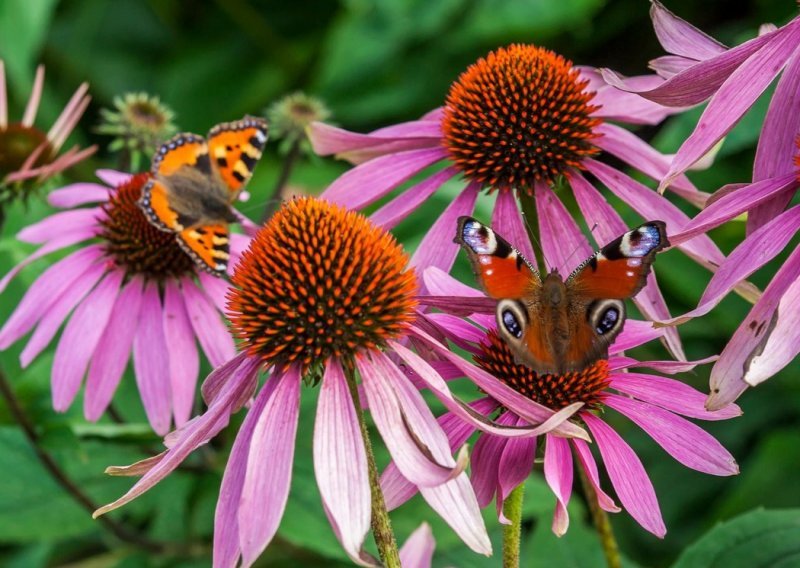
343, 363, 401, 567
0, 368, 165, 554
502, 483, 526, 568
577, 465, 621, 568
260, 139, 301, 224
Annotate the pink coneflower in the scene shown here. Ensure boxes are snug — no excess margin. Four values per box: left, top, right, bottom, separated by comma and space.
308, 44, 745, 359
0, 61, 95, 219
604, 1, 800, 232
381, 203, 740, 537
93, 197, 588, 568
0, 170, 245, 435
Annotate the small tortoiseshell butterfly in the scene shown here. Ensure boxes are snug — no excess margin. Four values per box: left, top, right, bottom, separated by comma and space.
138, 116, 268, 276
455, 217, 668, 374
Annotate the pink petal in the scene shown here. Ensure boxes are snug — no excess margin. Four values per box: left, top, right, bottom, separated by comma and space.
423, 313, 485, 347
610, 319, 664, 354
163, 280, 200, 427
308, 121, 441, 164
410, 181, 479, 280
585, 68, 680, 125
48, 182, 112, 208
238, 368, 301, 567
133, 281, 173, 435
610, 372, 741, 421
583, 414, 666, 537
491, 189, 536, 263
84, 277, 144, 421
708, 245, 800, 409
198, 270, 233, 314
399, 523, 435, 568
605, 395, 738, 476
534, 182, 591, 275
95, 169, 131, 187
470, 424, 507, 507
21, 65, 44, 127
21, 262, 106, 367
650, 0, 727, 60
610, 355, 717, 374
17, 208, 101, 244
201, 352, 253, 407
51, 269, 123, 412
572, 439, 619, 512
181, 279, 236, 368
544, 434, 573, 536
314, 360, 372, 566
321, 147, 447, 210
496, 414, 537, 506
649, 55, 697, 79
370, 166, 458, 230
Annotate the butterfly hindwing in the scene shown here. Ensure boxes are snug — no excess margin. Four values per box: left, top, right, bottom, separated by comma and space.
139, 179, 180, 232
207, 116, 268, 195
176, 223, 230, 276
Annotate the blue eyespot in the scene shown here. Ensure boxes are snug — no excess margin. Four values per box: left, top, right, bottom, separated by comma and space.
596, 307, 619, 335
502, 309, 523, 338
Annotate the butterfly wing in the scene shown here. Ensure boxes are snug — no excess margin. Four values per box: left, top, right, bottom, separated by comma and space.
176, 224, 230, 276
207, 116, 268, 198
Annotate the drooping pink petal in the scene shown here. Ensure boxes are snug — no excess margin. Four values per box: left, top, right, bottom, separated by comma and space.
314, 359, 372, 566
213, 368, 279, 568
410, 181, 479, 279
133, 281, 173, 435
610, 354, 717, 374
399, 523, 435, 568
650, 0, 727, 60
423, 313, 485, 347
321, 147, 448, 209
534, 182, 591, 275
201, 352, 253, 407
21, 262, 106, 367
572, 439, 620, 512
581, 67, 679, 125
649, 55, 698, 79
357, 351, 465, 487
661, 26, 800, 189
308, 121, 442, 165
51, 269, 123, 412
163, 280, 200, 427
470, 422, 507, 507
370, 167, 458, 230
496, 414, 537, 508
181, 278, 236, 368
238, 368, 301, 568
583, 414, 666, 537
17, 208, 101, 244
420, 267, 495, 329
610, 372, 740, 421
48, 183, 112, 208
95, 169, 131, 187
544, 434, 573, 536
94, 357, 262, 519
84, 277, 144, 421
491, 189, 536, 263
605, 395, 738, 476
708, 245, 800, 410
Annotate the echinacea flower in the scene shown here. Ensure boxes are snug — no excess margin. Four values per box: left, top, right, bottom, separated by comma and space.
0, 170, 246, 435
94, 197, 587, 568
382, 202, 740, 537
308, 43, 744, 359
0, 61, 95, 220
603, 1, 800, 232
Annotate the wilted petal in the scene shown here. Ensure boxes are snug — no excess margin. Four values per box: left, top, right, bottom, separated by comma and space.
163, 280, 200, 427
583, 414, 666, 537
544, 435, 573, 536
399, 523, 435, 568
420, 476, 492, 555
572, 439, 619, 512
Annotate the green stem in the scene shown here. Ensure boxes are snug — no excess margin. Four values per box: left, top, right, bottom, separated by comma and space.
577, 465, 621, 568
343, 363, 401, 567
259, 139, 301, 224
502, 483, 526, 568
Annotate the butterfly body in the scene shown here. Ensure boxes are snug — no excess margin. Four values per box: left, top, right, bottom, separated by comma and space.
455, 217, 668, 374
138, 116, 268, 276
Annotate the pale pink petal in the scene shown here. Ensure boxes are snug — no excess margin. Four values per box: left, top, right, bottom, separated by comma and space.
605, 395, 738, 476
535, 182, 591, 275
95, 169, 131, 187
314, 360, 372, 566
491, 189, 536, 263
21, 262, 106, 367
649, 55, 697, 78
370, 167, 458, 230
163, 280, 200, 427
399, 523, 435, 568
0, 60, 6, 127
371, 120, 442, 138
650, 1, 727, 60
133, 281, 173, 435
583, 414, 666, 537
21, 65, 44, 127
544, 434, 573, 536
238, 368, 301, 567
84, 277, 144, 421
421, 107, 444, 122
572, 439, 620, 512
182, 278, 236, 368
410, 181, 479, 279
201, 352, 255, 407
321, 147, 447, 209
198, 270, 233, 314
708, 245, 800, 410
48, 183, 113, 208
47, 82, 90, 149
17, 209, 101, 243
51, 269, 123, 412
609, 372, 740, 421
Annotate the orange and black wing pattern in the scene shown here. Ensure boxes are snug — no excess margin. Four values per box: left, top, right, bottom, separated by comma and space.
207, 116, 268, 196
176, 224, 230, 276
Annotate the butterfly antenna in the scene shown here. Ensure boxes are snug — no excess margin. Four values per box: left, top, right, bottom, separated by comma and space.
562, 223, 600, 269
520, 208, 549, 271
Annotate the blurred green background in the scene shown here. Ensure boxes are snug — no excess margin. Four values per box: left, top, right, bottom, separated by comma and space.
1, 0, 799, 566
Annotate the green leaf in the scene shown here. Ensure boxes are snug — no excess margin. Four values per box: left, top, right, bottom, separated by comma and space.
673, 509, 800, 568
0, 0, 58, 88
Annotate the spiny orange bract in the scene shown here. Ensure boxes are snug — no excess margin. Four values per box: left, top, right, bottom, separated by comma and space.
228, 197, 418, 371
99, 173, 194, 278
442, 44, 602, 194
475, 329, 610, 410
